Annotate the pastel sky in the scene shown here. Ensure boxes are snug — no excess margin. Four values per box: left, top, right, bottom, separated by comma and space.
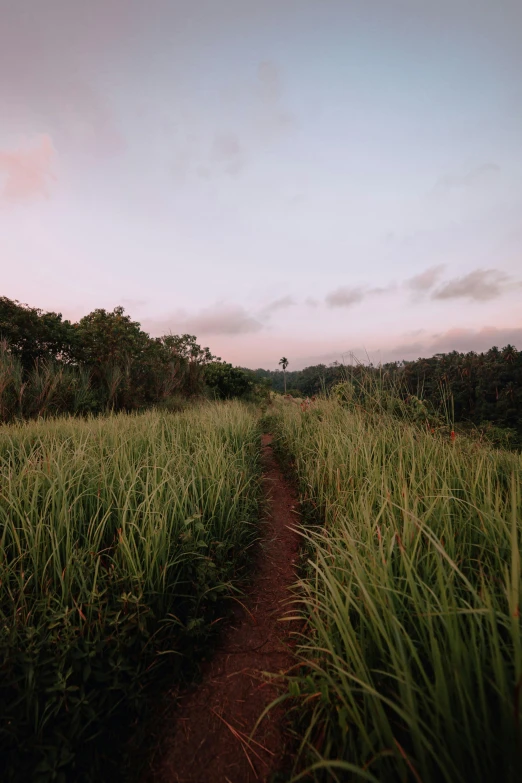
1, 0, 521, 369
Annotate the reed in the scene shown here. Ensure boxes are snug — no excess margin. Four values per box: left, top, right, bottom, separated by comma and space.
0, 402, 261, 781
268, 397, 522, 782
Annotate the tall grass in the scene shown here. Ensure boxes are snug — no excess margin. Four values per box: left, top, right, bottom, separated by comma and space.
0, 402, 260, 782
0, 341, 98, 422
267, 398, 522, 782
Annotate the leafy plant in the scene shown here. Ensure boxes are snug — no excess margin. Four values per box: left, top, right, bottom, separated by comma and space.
267, 396, 522, 782
0, 402, 261, 781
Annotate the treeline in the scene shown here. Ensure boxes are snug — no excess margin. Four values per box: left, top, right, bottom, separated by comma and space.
0, 297, 260, 423
4, 295, 519, 439
253, 345, 522, 444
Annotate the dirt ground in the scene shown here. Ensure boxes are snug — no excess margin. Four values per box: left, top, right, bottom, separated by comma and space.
144, 433, 301, 783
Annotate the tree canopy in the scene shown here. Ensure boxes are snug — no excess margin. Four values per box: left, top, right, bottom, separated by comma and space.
0, 297, 228, 421
253, 347, 522, 445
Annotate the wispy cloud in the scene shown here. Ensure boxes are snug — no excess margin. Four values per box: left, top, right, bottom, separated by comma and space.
325, 284, 394, 308
432, 269, 511, 301
169, 60, 295, 182
407, 264, 445, 291
0, 135, 56, 204
389, 326, 522, 360
430, 326, 522, 353
143, 295, 296, 340
326, 287, 365, 308
258, 296, 296, 318
321, 266, 514, 310
390, 341, 426, 357
146, 304, 263, 337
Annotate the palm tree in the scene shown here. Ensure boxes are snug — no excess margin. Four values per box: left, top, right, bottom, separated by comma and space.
279, 357, 289, 393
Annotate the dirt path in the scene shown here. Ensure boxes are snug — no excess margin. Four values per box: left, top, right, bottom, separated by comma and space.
146, 433, 301, 783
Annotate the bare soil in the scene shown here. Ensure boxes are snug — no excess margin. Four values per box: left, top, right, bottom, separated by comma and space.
144, 433, 301, 783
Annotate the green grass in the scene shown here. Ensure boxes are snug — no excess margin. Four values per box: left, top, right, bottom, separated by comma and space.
0, 402, 261, 782
266, 397, 522, 782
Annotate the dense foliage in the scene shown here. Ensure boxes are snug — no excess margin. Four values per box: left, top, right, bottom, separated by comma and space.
204, 361, 257, 400
0, 403, 261, 782
0, 297, 258, 422
254, 344, 522, 445
266, 396, 522, 782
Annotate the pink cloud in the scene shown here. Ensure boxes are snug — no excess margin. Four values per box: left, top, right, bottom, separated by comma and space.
0, 135, 56, 204
144, 304, 262, 337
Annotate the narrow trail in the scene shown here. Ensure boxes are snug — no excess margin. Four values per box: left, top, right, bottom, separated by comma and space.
147, 433, 301, 783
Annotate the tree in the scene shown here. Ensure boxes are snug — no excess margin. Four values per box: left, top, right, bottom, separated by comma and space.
204, 362, 254, 399
159, 334, 219, 397
279, 357, 289, 393
0, 296, 77, 368
75, 307, 150, 408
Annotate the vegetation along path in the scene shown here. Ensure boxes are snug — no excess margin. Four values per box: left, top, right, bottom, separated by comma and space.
148, 433, 301, 783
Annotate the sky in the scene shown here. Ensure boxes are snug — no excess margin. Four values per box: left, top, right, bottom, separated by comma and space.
1, 0, 521, 370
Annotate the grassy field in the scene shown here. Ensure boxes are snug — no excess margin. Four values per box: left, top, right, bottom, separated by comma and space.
0, 402, 261, 782
3, 391, 521, 782
266, 397, 522, 782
